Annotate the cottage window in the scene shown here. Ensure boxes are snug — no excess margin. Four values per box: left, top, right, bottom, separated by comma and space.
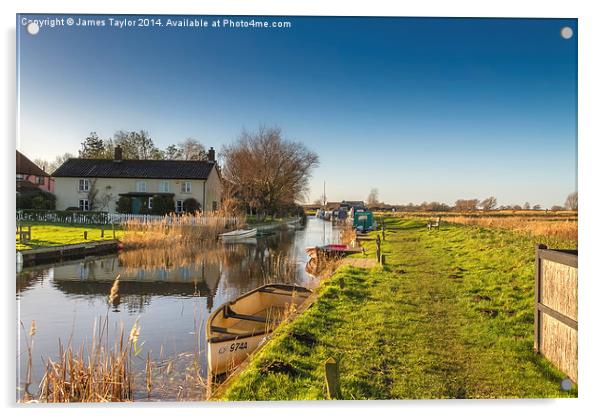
175, 200, 184, 213
16, 174, 25, 181
158, 180, 170, 193
181, 181, 192, 193
136, 181, 147, 192
148, 197, 153, 210
78, 179, 90, 192
79, 199, 90, 211
36, 176, 45, 185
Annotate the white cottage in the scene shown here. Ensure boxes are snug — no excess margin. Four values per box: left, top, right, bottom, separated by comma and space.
52, 146, 222, 214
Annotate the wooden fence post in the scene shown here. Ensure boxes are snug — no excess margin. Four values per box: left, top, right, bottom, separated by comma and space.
375, 235, 381, 262
534, 243, 547, 352
101, 227, 104, 238
83, 231, 88, 240
324, 357, 342, 399
112, 223, 116, 239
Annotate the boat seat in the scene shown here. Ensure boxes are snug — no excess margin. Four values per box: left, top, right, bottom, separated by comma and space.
224, 304, 269, 323
210, 325, 254, 336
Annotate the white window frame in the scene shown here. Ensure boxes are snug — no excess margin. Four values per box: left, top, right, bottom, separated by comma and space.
181, 181, 192, 193
148, 197, 153, 210
16, 174, 25, 181
158, 180, 170, 193
136, 180, 147, 192
79, 199, 90, 211
175, 200, 184, 213
78, 179, 90, 192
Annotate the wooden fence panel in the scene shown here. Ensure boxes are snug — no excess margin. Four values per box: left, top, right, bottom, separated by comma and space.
534, 244, 578, 383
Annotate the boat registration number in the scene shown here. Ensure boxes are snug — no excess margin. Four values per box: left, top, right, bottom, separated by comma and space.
224, 342, 248, 353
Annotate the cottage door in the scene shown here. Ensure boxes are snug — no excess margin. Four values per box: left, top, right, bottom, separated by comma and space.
132, 197, 141, 214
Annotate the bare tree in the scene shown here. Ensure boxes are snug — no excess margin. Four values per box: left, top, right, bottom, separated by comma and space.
454, 199, 480, 212
565, 191, 578, 211
35, 152, 76, 174
179, 138, 207, 160
222, 126, 319, 218
523, 202, 531, 210
479, 196, 497, 211
367, 188, 379, 206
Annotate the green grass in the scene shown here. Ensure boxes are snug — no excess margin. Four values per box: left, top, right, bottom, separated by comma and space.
220, 217, 577, 400
16, 222, 124, 250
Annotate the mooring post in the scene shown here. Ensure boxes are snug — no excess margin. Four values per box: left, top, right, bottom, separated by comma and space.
101, 227, 104, 238
381, 254, 386, 265
83, 231, 88, 240
375, 234, 381, 261
112, 223, 116, 239
324, 357, 342, 399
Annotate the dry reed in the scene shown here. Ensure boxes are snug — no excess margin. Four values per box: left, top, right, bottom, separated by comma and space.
36, 317, 136, 402
121, 212, 245, 249
444, 215, 577, 241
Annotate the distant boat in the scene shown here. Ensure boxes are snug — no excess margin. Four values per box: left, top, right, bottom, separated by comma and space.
219, 228, 258, 241
206, 283, 312, 375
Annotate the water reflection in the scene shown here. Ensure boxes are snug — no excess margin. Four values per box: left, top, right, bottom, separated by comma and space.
16, 218, 341, 400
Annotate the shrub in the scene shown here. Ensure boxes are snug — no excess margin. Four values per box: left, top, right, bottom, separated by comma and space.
16, 189, 56, 210
183, 198, 201, 213
151, 195, 174, 215
116, 196, 132, 214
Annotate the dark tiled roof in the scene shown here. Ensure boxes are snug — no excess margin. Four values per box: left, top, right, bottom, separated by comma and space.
16, 150, 49, 176
52, 158, 216, 180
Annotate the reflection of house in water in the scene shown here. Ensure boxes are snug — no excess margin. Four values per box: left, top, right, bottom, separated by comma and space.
50, 254, 222, 312
32, 228, 304, 313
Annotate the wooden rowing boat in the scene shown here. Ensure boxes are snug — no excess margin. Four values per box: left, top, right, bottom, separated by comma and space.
206, 283, 312, 375
219, 228, 257, 240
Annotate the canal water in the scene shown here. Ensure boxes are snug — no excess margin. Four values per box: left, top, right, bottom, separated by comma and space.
16, 217, 340, 401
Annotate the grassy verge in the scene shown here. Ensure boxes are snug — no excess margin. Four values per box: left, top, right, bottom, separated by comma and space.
219, 217, 577, 400
16, 222, 124, 250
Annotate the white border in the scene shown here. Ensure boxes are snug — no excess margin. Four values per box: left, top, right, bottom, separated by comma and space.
2, 1, 601, 415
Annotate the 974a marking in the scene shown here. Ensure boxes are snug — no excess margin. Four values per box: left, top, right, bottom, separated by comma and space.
228, 342, 248, 353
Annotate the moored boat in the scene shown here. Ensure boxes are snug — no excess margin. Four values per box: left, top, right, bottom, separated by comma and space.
305, 244, 363, 260
206, 283, 312, 375
219, 228, 258, 240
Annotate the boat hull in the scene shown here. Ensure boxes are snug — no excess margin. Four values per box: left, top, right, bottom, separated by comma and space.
207, 333, 267, 375
206, 283, 311, 375
219, 228, 258, 240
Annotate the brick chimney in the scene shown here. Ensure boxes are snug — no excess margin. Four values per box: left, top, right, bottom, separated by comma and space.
114, 145, 123, 161
208, 147, 215, 162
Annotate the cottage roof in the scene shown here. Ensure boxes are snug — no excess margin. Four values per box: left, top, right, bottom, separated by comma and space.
16, 150, 49, 177
52, 158, 216, 180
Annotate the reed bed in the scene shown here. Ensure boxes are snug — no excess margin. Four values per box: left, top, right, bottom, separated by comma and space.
444, 215, 577, 241
390, 210, 578, 219
121, 212, 245, 249
30, 318, 136, 402
20, 276, 149, 403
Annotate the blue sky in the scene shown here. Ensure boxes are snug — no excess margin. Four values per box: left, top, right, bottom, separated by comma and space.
17, 15, 577, 207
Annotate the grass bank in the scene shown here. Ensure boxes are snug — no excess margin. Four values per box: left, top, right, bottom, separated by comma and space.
219, 217, 577, 400
16, 222, 124, 250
